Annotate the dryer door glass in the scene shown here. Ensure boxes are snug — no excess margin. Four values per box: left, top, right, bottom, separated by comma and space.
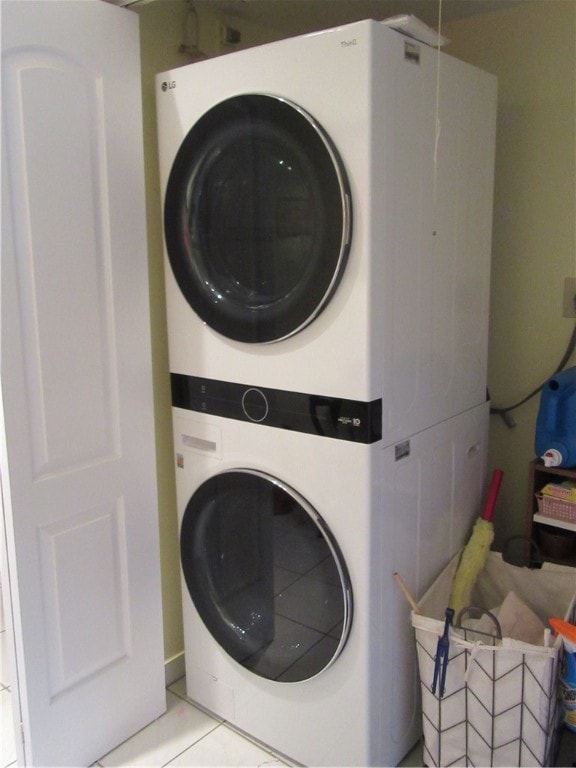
180, 470, 352, 682
164, 95, 351, 343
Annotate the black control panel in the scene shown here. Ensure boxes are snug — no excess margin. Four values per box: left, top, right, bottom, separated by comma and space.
171, 374, 382, 444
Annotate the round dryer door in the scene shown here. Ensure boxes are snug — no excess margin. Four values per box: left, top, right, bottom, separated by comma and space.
164, 95, 352, 343
180, 470, 352, 682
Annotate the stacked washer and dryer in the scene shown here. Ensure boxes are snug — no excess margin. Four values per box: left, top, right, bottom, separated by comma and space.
156, 19, 497, 767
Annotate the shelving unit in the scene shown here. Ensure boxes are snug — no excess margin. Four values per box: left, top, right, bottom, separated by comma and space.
527, 459, 576, 566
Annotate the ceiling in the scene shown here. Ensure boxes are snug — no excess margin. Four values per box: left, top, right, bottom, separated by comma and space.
185, 0, 525, 37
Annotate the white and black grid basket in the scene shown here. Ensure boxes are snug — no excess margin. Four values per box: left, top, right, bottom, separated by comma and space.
412, 551, 576, 767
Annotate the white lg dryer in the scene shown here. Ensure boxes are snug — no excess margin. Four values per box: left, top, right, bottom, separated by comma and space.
156, 19, 497, 448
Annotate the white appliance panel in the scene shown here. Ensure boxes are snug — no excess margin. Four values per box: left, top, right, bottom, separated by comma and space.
157, 20, 497, 446
159, 19, 497, 767
172, 402, 489, 766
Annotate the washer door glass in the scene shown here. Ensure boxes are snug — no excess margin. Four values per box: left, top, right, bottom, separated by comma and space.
164, 94, 352, 343
180, 470, 352, 682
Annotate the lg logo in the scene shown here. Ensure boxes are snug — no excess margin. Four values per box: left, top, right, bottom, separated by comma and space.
337, 416, 362, 428
161, 81, 176, 92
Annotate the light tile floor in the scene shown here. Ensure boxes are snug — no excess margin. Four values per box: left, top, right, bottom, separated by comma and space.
96, 677, 424, 768
2, 582, 573, 767
97, 679, 294, 767
1, 581, 423, 768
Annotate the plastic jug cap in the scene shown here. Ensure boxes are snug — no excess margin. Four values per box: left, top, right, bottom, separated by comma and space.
542, 448, 563, 467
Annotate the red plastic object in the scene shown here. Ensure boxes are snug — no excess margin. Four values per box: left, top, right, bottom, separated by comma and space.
481, 469, 504, 522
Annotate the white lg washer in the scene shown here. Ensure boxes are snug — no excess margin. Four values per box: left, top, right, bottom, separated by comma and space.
172, 398, 489, 767
158, 16, 497, 767
157, 19, 497, 448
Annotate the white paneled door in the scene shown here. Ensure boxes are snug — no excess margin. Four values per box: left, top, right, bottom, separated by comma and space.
0, 1, 166, 764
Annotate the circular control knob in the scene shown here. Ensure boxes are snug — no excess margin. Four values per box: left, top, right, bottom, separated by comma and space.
242, 388, 269, 422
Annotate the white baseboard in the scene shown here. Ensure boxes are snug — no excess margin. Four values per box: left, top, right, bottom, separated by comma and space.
164, 651, 185, 687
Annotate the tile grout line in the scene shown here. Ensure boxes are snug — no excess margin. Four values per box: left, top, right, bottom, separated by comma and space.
168, 684, 293, 766
159, 721, 224, 768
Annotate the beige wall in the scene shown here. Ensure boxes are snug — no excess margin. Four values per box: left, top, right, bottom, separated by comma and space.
443, 1, 576, 550
137, 0, 187, 667
135, 0, 576, 662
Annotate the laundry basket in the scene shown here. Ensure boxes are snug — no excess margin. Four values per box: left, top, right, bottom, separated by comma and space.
412, 551, 576, 767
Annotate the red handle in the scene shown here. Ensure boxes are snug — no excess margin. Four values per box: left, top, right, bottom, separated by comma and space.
481, 469, 504, 522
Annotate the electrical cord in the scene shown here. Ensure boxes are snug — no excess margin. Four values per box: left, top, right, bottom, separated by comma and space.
489, 319, 576, 427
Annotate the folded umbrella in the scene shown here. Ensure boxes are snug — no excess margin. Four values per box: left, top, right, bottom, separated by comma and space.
448, 469, 504, 617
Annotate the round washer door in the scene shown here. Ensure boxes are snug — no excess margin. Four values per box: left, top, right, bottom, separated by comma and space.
180, 470, 352, 682
164, 94, 352, 343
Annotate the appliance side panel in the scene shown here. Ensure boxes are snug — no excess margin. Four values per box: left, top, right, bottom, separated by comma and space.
371, 30, 437, 437
380, 401, 489, 765
373, 31, 497, 443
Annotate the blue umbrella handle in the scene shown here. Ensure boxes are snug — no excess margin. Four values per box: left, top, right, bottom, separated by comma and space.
432, 608, 454, 698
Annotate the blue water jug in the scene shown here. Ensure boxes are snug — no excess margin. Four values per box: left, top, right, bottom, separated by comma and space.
535, 366, 576, 467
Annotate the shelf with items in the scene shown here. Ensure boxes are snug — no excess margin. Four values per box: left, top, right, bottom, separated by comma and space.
527, 459, 576, 566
